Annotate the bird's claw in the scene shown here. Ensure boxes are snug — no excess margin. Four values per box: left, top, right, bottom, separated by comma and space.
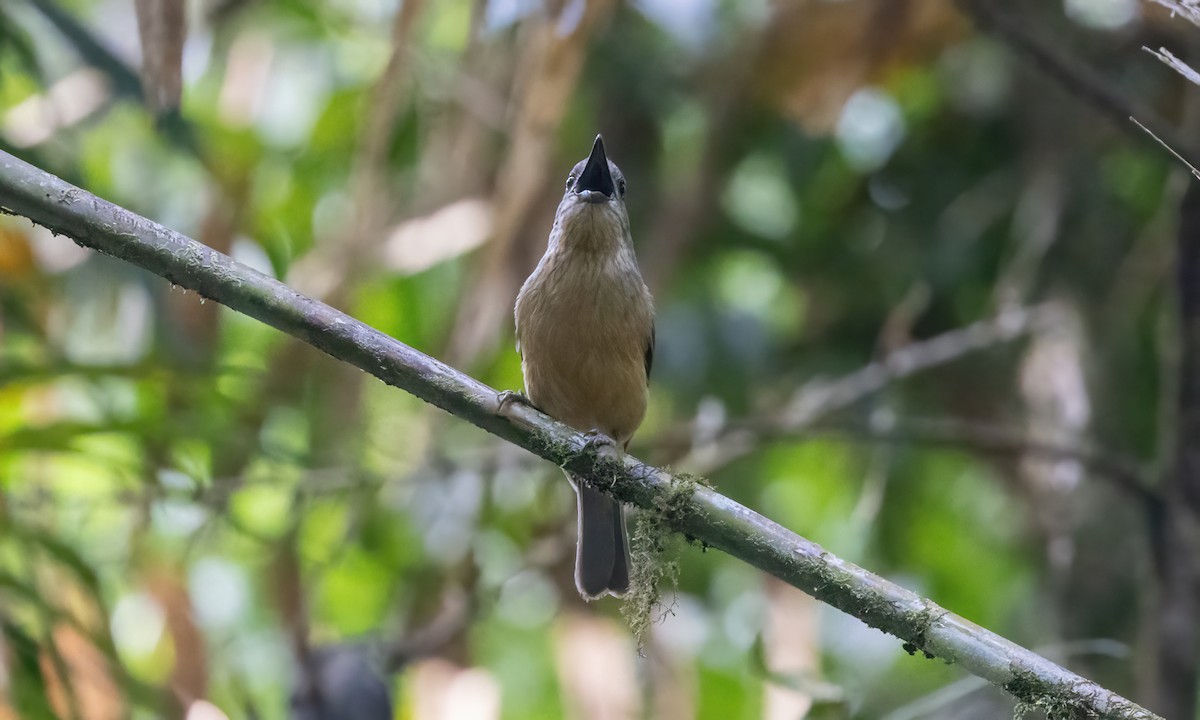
496, 390, 531, 415
581, 429, 620, 460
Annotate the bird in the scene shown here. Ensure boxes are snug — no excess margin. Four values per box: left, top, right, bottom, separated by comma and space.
513, 135, 655, 599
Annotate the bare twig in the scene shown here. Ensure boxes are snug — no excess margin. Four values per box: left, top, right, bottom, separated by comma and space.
0, 150, 1163, 720
674, 306, 1054, 473
1131, 117, 1200, 180
1149, 0, 1200, 25
1145, 46, 1200, 86
785, 305, 1052, 426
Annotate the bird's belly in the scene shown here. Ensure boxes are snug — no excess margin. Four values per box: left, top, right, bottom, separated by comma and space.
522, 328, 647, 441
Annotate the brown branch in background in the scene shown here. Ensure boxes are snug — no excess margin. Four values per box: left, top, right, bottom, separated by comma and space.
447, 0, 617, 365
384, 588, 472, 671
271, 532, 313, 693
955, 0, 1200, 170
291, 0, 425, 300
145, 568, 208, 713
356, 0, 425, 185
642, 39, 755, 294
412, 0, 509, 206
18, 0, 199, 153
341, 0, 426, 272
133, 0, 186, 115
554, 615, 641, 719
305, 0, 426, 471
762, 579, 829, 718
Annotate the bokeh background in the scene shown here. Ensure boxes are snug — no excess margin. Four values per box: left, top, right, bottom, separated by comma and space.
0, 0, 1194, 717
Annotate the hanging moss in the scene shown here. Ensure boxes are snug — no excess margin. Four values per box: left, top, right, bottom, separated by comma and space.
621, 471, 699, 647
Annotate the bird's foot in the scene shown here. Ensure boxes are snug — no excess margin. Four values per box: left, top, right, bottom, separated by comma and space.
496, 389, 532, 416
581, 429, 621, 462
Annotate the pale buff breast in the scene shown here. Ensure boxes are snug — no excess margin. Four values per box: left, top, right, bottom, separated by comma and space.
515, 245, 654, 443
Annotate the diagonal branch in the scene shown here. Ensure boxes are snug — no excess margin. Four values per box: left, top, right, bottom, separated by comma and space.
672, 306, 1055, 475
0, 150, 1162, 720
782, 306, 1053, 427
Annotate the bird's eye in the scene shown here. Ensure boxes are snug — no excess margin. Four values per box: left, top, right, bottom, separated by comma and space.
566, 175, 576, 189
618, 179, 627, 196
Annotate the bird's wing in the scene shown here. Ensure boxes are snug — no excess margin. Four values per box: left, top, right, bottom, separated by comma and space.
514, 306, 522, 355
644, 324, 655, 379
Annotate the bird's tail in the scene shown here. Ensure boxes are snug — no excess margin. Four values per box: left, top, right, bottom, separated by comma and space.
569, 473, 630, 599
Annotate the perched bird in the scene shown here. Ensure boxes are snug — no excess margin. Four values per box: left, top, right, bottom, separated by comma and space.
513, 135, 655, 599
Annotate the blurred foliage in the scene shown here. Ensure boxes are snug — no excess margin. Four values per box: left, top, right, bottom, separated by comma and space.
0, 0, 1190, 717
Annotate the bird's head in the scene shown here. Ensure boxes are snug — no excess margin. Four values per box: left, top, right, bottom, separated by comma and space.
553, 135, 630, 246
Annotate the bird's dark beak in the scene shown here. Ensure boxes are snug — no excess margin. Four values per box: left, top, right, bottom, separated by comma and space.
575, 135, 615, 200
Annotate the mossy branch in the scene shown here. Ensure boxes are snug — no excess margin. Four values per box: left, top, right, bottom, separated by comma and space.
0, 150, 1161, 720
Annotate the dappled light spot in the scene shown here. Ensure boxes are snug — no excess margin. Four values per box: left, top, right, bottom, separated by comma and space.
498, 569, 560, 628
188, 557, 249, 630
186, 700, 230, 720
111, 592, 166, 658
1065, 0, 1140, 30
835, 88, 905, 172
722, 154, 799, 239
632, 0, 717, 50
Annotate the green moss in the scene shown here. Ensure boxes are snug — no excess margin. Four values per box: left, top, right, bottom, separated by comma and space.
529, 430, 575, 467
1006, 671, 1093, 720
898, 606, 943, 660
621, 471, 699, 647
674, 470, 711, 489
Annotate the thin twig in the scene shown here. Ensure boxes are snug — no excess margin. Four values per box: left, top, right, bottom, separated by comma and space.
0, 150, 1163, 720
1149, 0, 1200, 26
1132, 117, 1200, 180
784, 306, 1052, 426
672, 306, 1053, 474
1144, 46, 1200, 86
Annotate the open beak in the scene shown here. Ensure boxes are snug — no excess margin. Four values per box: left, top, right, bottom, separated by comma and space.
575, 135, 615, 202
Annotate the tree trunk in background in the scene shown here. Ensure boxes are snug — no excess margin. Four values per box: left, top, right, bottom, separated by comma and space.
1155, 180, 1200, 719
